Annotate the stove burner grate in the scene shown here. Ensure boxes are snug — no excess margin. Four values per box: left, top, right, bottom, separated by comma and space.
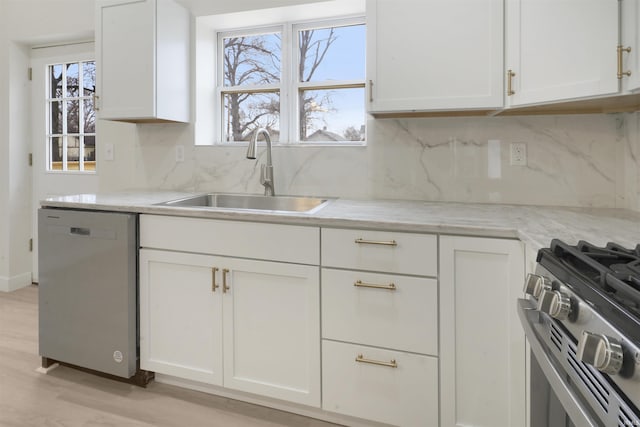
542, 240, 640, 345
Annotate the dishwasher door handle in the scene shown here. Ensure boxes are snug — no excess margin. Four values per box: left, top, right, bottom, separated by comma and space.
70, 227, 91, 236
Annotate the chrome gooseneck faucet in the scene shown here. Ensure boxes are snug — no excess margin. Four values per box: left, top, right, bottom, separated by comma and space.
246, 128, 275, 196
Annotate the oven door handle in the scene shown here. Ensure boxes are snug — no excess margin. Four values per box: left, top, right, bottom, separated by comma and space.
517, 299, 600, 427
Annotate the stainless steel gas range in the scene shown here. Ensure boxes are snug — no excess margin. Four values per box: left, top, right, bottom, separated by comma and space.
518, 240, 640, 427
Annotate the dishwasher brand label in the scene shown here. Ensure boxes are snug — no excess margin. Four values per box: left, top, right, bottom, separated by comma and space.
113, 350, 123, 363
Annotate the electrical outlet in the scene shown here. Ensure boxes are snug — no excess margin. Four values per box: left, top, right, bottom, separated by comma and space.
175, 145, 184, 162
510, 142, 527, 166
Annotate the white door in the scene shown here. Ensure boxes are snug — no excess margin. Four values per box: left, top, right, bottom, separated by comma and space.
221, 257, 321, 407
440, 236, 526, 427
30, 43, 99, 281
139, 249, 224, 386
505, 0, 619, 106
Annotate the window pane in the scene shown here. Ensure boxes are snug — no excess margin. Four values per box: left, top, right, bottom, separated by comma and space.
50, 64, 63, 99
299, 24, 365, 82
46, 60, 97, 172
82, 61, 96, 97
83, 99, 96, 133
84, 135, 96, 165
223, 33, 281, 86
49, 136, 63, 167
50, 101, 62, 134
66, 62, 79, 97
299, 88, 365, 142
223, 92, 280, 142
67, 135, 80, 171
66, 100, 79, 133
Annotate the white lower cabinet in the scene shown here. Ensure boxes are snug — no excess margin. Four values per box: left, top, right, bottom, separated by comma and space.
320, 227, 439, 426
139, 250, 222, 385
139, 216, 528, 426
322, 268, 438, 355
439, 236, 526, 427
139, 248, 321, 407
322, 340, 439, 427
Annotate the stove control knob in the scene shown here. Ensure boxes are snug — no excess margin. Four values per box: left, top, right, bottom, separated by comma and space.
537, 289, 571, 320
577, 332, 624, 376
524, 273, 551, 298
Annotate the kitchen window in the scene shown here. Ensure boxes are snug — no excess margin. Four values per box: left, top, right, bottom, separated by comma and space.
46, 60, 96, 172
216, 17, 366, 144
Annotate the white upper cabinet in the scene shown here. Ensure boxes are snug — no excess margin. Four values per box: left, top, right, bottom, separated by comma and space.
95, 0, 190, 122
505, 0, 619, 107
622, 0, 640, 93
366, 0, 504, 114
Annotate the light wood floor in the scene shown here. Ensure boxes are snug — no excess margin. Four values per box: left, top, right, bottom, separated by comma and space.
0, 285, 341, 427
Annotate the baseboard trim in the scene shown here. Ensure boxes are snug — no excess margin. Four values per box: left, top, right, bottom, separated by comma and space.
154, 373, 391, 427
0, 272, 32, 292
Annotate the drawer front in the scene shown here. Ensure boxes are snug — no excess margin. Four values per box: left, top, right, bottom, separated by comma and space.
140, 215, 319, 265
322, 269, 437, 355
321, 228, 437, 276
322, 340, 438, 427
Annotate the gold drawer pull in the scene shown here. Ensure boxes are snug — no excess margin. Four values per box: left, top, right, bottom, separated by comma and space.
355, 354, 397, 368
355, 238, 397, 247
211, 267, 219, 292
354, 280, 396, 291
618, 45, 632, 79
507, 69, 516, 96
222, 268, 230, 293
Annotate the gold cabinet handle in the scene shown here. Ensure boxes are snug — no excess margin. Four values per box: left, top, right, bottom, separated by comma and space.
354, 280, 396, 291
354, 238, 397, 247
507, 69, 516, 96
355, 354, 397, 368
618, 45, 632, 79
211, 267, 219, 292
368, 79, 374, 102
222, 268, 230, 293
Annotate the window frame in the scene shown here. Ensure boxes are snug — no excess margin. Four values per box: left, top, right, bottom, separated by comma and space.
216, 25, 288, 143
293, 17, 367, 144
45, 59, 97, 173
214, 16, 366, 146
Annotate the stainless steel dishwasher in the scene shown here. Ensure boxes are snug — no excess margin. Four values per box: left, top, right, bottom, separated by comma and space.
38, 208, 151, 385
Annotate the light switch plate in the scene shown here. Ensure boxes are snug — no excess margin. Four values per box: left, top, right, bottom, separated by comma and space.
104, 143, 114, 161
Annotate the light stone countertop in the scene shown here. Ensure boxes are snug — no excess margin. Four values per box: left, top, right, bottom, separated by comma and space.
40, 191, 640, 252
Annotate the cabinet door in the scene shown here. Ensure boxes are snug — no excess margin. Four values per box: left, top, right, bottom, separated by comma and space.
96, 0, 156, 120
505, 0, 619, 106
139, 249, 223, 386
221, 258, 321, 407
322, 340, 439, 427
95, 0, 189, 122
367, 0, 504, 113
322, 268, 438, 355
622, 0, 640, 93
439, 236, 525, 427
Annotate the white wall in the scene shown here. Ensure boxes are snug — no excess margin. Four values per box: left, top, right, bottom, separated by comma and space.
7, 41, 32, 289
122, 113, 635, 209
623, 112, 640, 212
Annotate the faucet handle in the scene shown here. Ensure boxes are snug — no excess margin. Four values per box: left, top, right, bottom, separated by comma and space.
259, 164, 275, 196
260, 164, 267, 186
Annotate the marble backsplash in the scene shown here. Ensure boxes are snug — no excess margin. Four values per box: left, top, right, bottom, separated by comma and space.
99, 112, 640, 210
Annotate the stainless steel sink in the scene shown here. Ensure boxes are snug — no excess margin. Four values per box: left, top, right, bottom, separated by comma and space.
157, 193, 331, 213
